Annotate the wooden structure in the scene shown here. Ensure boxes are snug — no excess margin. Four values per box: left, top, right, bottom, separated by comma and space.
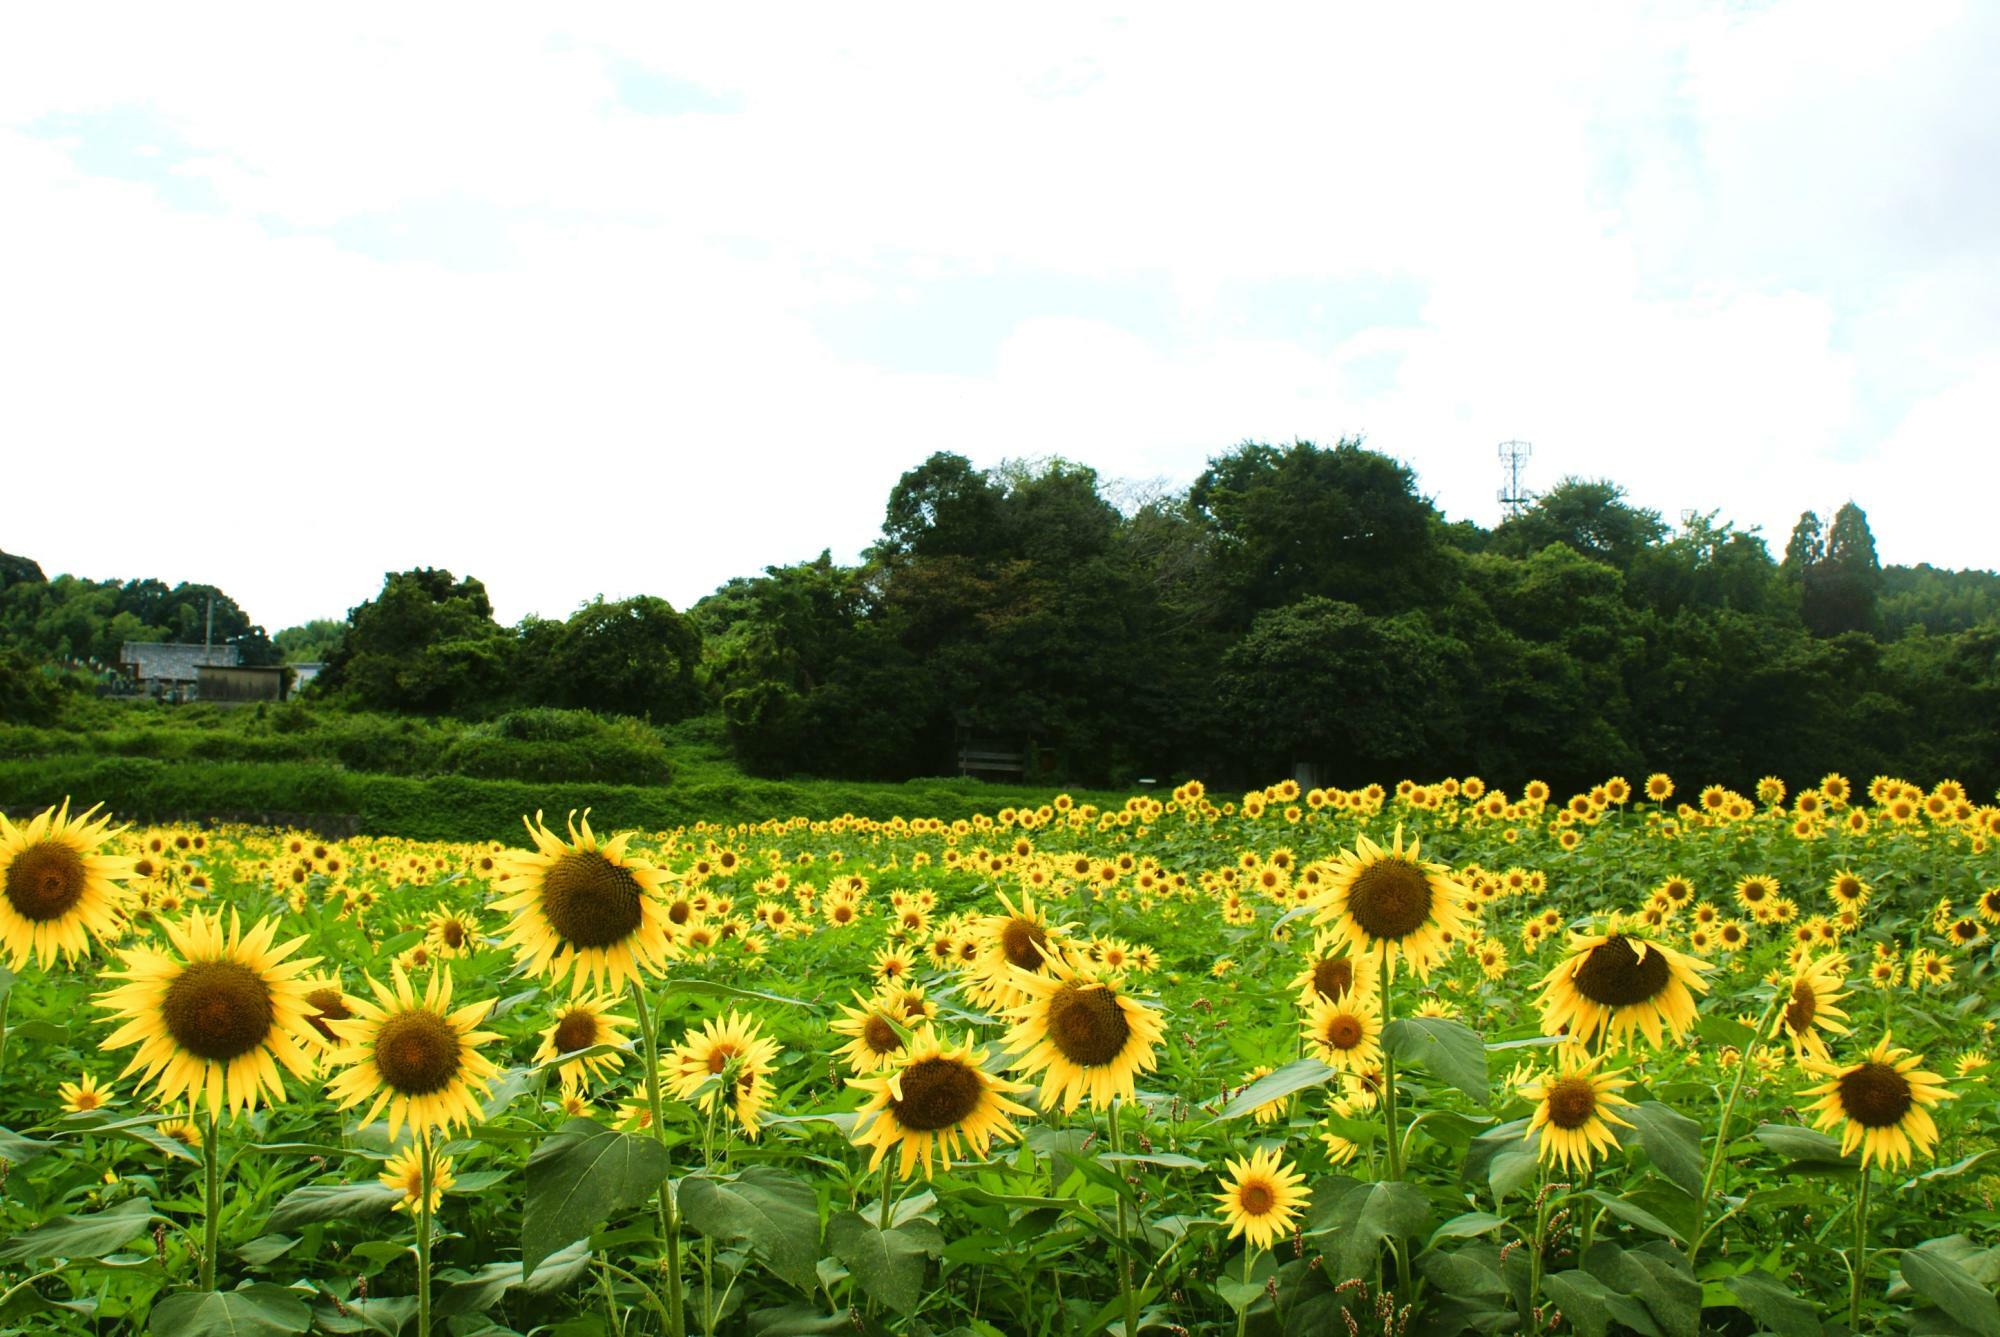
196, 664, 290, 703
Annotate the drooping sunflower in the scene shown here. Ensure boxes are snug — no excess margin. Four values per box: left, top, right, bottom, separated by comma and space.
1213, 1146, 1310, 1251
1771, 955, 1853, 1060
300, 976, 354, 1046
325, 966, 503, 1142
1536, 922, 1711, 1049
1301, 993, 1384, 1075
1288, 930, 1380, 1008
1519, 1047, 1636, 1175
970, 889, 1068, 1009
830, 991, 913, 1074
1312, 828, 1476, 979
380, 1145, 456, 1213
849, 1028, 1034, 1179
1, 800, 135, 970
533, 993, 633, 1086
95, 909, 321, 1120
492, 811, 675, 994
1005, 957, 1164, 1114
1800, 1034, 1956, 1168
667, 1010, 783, 1139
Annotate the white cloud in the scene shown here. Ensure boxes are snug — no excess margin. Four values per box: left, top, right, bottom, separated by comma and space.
1, 3, 1996, 629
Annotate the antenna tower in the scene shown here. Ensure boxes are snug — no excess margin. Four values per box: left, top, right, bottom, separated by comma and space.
1497, 440, 1534, 516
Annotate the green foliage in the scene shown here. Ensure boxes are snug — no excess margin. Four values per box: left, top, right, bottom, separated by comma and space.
0, 646, 69, 726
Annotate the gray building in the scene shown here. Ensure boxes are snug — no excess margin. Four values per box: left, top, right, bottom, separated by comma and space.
122, 642, 240, 699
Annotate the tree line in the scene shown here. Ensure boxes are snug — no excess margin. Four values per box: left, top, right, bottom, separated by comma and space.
6, 440, 1998, 792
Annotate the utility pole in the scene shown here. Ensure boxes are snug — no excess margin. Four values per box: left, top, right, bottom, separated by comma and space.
205, 594, 214, 652
1497, 441, 1534, 516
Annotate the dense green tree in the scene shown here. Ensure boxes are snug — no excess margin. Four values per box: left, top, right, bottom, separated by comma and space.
1492, 478, 1667, 572
274, 619, 348, 664
319, 569, 514, 714
520, 595, 703, 722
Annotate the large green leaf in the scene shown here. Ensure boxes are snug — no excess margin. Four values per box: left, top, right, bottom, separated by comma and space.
521, 1117, 673, 1273
1719, 1270, 1823, 1337
679, 1166, 822, 1292
1216, 1058, 1340, 1118
1752, 1123, 1855, 1171
670, 978, 816, 1010
1624, 1101, 1702, 1196
1541, 1268, 1663, 1337
826, 1210, 945, 1316
1584, 1189, 1682, 1242
1312, 1178, 1432, 1279
266, 1182, 402, 1232
0, 1197, 159, 1262
1901, 1241, 2000, 1337
1383, 1017, 1488, 1104
150, 1284, 311, 1336
0, 1126, 58, 1164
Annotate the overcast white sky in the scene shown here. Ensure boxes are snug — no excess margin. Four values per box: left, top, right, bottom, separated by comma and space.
5, 3, 1997, 631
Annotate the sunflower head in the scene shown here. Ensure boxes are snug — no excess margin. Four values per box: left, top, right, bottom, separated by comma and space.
1314, 828, 1475, 979
849, 1028, 1034, 1179
1, 800, 136, 970
1800, 1034, 1957, 1168
1536, 920, 1711, 1049
325, 966, 503, 1142
1213, 1146, 1310, 1251
492, 812, 674, 992
1520, 1046, 1635, 1175
1004, 958, 1164, 1114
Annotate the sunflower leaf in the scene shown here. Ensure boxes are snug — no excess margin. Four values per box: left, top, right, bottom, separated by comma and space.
1899, 1240, 2000, 1337
669, 978, 816, 1011
266, 1182, 403, 1232
1623, 1101, 1703, 1196
827, 1210, 944, 1316
1216, 1058, 1340, 1118
149, 1283, 311, 1337
520, 1118, 672, 1274
0, 1197, 161, 1262
1384, 1017, 1489, 1105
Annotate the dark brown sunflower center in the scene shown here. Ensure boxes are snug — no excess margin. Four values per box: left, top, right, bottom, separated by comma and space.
554, 1011, 599, 1053
890, 1056, 985, 1131
1571, 937, 1671, 1007
1346, 858, 1434, 940
668, 901, 692, 926
373, 1010, 463, 1095
1000, 917, 1050, 971
162, 960, 275, 1061
440, 921, 467, 948
1323, 1014, 1364, 1051
540, 851, 645, 948
1312, 957, 1355, 1002
5, 841, 88, 922
1784, 982, 1817, 1034
1546, 1076, 1599, 1129
1838, 1062, 1913, 1128
1045, 984, 1131, 1067
863, 1015, 903, 1055
1237, 1181, 1276, 1216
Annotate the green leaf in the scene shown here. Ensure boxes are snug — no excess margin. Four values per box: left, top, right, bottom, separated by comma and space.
1902, 1242, 2000, 1337
1541, 1268, 1662, 1337
266, 1182, 402, 1232
1624, 1101, 1702, 1196
9, 1018, 68, 1043
521, 1117, 673, 1274
236, 1234, 300, 1266
1216, 1058, 1340, 1118
1904, 1149, 2000, 1190
1099, 1151, 1207, 1170
0, 1197, 159, 1262
1214, 1273, 1266, 1313
1752, 1123, 1855, 1169
150, 1284, 311, 1336
1719, 1270, 1823, 1337
0, 1126, 58, 1163
1383, 1016, 1488, 1104
670, 977, 816, 1010
826, 1210, 944, 1316
678, 1166, 822, 1292
1314, 1179, 1433, 1279
1429, 1211, 1506, 1244
1584, 1189, 1682, 1242
1695, 1013, 1758, 1049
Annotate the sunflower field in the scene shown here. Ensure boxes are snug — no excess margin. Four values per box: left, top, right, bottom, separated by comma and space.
1, 773, 1998, 1336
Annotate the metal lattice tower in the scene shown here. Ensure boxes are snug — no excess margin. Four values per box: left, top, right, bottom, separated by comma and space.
1497, 440, 1534, 516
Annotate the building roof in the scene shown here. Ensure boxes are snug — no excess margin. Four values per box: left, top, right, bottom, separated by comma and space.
122, 642, 240, 681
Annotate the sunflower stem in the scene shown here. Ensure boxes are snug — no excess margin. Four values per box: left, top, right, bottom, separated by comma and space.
1109, 1098, 1140, 1337
1850, 1165, 1871, 1330
628, 980, 685, 1337
1234, 1244, 1255, 1337
1523, 1167, 1550, 1335
200, 1109, 220, 1291
878, 1158, 894, 1231
1689, 988, 1783, 1266
416, 1135, 434, 1337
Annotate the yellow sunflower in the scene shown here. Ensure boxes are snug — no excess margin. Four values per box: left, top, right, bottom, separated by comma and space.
532, 993, 633, 1086
95, 909, 320, 1121
849, 1028, 1034, 1179
57, 1073, 111, 1114
970, 889, 1068, 1009
0, 800, 135, 970
1301, 993, 1384, 1075
1213, 1146, 1310, 1250
325, 966, 503, 1142
424, 909, 483, 958
1287, 930, 1379, 1008
492, 811, 675, 994
667, 1010, 782, 1139
1536, 922, 1711, 1049
1312, 827, 1476, 979
830, 991, 913, 1074
380, 1145, 456, 1213
300, 976, 354, 1047
1770, 955, 1852, 1060
1519, 1047, 1635, 1175
1800, 1034, 1956, 1168
1005, 956, 1164, 1114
